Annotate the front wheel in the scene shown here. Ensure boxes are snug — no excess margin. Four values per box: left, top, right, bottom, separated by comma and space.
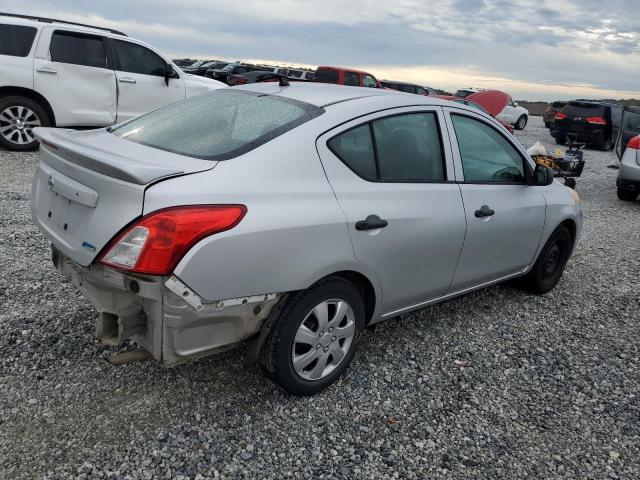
0, 96, 51, 151
259, 277, 365, 395
617, 187, 639, 201
515, 115, 528, 130
520, 226, 572, 294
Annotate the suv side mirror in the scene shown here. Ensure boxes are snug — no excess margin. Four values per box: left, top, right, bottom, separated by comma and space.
531, 164, 555, 186
164, 63, 175, 86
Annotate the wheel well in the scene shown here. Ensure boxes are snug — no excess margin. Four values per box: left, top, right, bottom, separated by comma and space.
0, 86, 56, 126
327, 271, 377, 325
559, 219, 577, 248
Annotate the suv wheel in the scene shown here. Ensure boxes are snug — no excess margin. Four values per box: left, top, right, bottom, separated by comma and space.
600, 137, 613, 151
0, 96, 51, 151
555, 135, 567, 145
519, 226, 572, 294
515, 115, 528, 130
259, 277, 365, 395
617, 187, 639, 201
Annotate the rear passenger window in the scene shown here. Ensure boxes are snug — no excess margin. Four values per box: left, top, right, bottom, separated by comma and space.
50, 31, 108, 68
328, 112, 445, 182
344, 71, 360, 86
0, 24, 37, 57
315, 69, 338, 84
328, 124, 377, 180
451, 114, 525, 183
113, 40, 166, 76
373, 113, 444, 181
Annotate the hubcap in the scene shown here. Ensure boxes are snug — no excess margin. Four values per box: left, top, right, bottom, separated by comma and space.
0, 106, 41, 145
291, 299, 355, 381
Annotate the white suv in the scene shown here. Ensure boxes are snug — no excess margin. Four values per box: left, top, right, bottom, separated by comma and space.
0, 13, 226, 151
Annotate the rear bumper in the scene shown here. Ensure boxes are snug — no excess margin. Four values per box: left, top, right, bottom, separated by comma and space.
53, 247, 280, 366
551, 127, 606, 144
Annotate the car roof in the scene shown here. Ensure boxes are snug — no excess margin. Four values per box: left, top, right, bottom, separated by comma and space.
0, 12, 127, 36
316, 66, 374, 75
233, 82, 456, 108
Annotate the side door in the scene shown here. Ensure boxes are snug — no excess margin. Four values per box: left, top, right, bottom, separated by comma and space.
444, 109, 546, 291
615, 107, 640, 159
316, 107, 467, 315
111, 39, 185, 122
33, 28, 116, 126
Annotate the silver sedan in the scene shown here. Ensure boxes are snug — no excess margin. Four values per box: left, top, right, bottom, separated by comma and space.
31, 83, 583, 395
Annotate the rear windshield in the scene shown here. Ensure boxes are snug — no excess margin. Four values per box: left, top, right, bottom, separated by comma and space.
111, 90, 323, 160
0, 24, 37, 57
315, 69, 339, 84
563, 103, 605, 117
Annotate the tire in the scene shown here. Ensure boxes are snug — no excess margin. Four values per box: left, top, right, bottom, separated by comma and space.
617, 187, 639, 201
259, 276, 365, 395
600, 137, 613, 151
515, 115, 528, 130
544, 121, 551, 128
0, 96, 51, 151
520, 226, 572, 294
555, 135, 567, 145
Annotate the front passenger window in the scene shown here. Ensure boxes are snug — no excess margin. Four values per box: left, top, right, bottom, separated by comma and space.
113, 40, 167, 76
451, 114, 525, 183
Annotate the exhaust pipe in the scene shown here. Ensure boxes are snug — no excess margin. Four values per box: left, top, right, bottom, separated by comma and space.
97, 311, 145, 346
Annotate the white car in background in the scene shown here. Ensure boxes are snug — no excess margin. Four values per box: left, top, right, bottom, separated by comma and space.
455, 87, 529, 130
0, 13, 226, 151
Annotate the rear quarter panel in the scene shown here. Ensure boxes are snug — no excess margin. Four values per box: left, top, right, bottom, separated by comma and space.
143, 119, 382, 305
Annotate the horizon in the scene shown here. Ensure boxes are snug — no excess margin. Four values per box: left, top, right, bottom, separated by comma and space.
3, 1, 640, 102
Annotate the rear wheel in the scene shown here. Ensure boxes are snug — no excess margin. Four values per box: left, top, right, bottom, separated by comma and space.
515, 115, 528, 130
544, 121, 551, 128
617, 187, 639, 201
600, 137, 613, 151
520, 226, 572, 294
555, 135, 567, 145
259, 277, 365, 395
0, 96, 51, 151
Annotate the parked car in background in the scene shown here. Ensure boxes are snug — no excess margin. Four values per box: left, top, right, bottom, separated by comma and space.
314, 66, 380, 88
454, 87, 483, 98
0, 13, 226, 151
285, 69, 315, 81
615, 106, 640, 201
183, 60, 223, 76
451, 97, 514, 133
31, 82, 581, 395
172, 58, 195, 68
496, 97, 529, 130
438, 90, 517, 133
226, 70, 292, 86
543, 101, 567, 128
551, 100, 622, 150
207, 64, 269, 84
380, 80, 432, 96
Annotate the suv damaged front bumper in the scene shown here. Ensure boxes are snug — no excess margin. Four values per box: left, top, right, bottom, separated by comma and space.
52, 246, 280, 366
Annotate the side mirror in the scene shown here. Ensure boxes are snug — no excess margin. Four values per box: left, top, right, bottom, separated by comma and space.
163, 63, 175, 86
531, 164, 555, 186
514, 102, 519, 107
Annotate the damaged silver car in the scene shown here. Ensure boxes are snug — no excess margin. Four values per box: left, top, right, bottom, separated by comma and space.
31, 83, 582, 395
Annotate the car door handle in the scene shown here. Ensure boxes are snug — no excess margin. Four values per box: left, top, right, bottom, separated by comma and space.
119, 77, 137, 84
474, 205, 495, 218
355, 214, 388, 231
36, 67, 57, 74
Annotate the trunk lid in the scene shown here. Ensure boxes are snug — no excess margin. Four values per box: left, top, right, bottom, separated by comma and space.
466, 90, 510, 118
31, 127, 216, 266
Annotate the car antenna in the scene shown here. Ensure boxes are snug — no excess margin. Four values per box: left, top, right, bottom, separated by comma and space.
279, 77, 290, 87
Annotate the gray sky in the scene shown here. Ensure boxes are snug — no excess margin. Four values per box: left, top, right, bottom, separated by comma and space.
5, 0, 640, 100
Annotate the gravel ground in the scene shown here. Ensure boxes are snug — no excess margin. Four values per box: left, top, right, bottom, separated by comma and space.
1, 116, 639, 479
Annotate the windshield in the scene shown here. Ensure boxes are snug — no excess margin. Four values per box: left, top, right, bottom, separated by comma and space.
222, 64, 238, 72
111, 90, 324, 160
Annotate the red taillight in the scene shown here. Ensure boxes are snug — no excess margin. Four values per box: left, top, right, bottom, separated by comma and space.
586, 116, 607, 125
628, 136, 640, 150
99, 205, 247, 275
236, 77, 248, 85
555, 112, 568, 120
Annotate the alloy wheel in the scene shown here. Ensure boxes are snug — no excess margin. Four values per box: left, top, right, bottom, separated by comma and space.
291, 299, 356, 381
0, 106, 41, 146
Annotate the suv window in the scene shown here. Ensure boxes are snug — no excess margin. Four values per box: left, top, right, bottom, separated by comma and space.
50, 31, 108, 69
315, 68, 339, 84
344, 71, 359, 86
0, 24, 37, 57
113, 40, 166, 76
111, 90, 323, 160
328, 112, 445, 182
415, 86, 427, 95
451, 114, 525, 183
363, 75, 377, 88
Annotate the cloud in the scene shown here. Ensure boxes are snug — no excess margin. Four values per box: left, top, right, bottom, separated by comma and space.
2, 0, 640, 100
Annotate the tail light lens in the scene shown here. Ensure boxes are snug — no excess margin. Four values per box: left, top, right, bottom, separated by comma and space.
99, 205, 247, 275
235, 77, 248, 85
555, 112, 568, 120
586, 116, 607, 125
627, 136, 640, 150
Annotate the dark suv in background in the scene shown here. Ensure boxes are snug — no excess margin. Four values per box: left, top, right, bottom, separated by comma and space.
543, 101, 567, 128
551, 100, 622, 150
206, 64, 268, 83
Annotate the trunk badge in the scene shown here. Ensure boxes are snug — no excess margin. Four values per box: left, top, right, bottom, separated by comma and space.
82, 241, 96, 252
47, 175, 55, 191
